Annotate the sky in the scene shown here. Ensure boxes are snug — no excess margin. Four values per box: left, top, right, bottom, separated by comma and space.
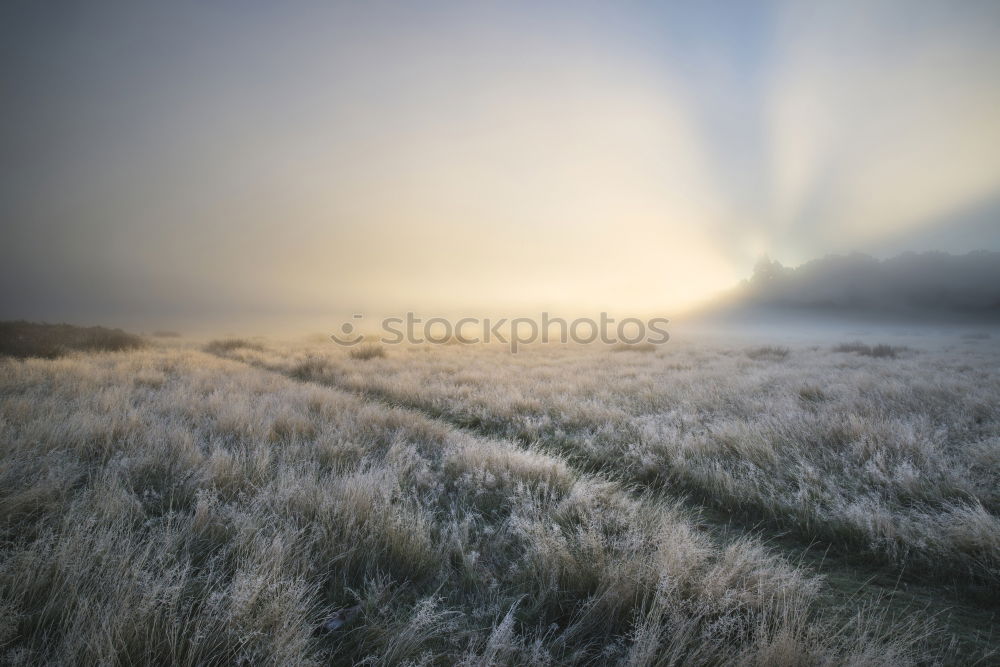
2, 0, 999, 331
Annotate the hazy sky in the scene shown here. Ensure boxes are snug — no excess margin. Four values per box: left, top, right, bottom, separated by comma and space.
2, 1, 1000, 330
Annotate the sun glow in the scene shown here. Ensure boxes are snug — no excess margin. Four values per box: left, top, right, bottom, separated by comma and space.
1, 1, 999, 330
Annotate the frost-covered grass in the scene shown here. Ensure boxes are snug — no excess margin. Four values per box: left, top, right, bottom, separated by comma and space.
220, 336, 1000, 595
0, 344, 947, 664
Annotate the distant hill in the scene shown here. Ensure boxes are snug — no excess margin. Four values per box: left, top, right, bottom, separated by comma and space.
689, 251, 1000, 324
0, 321, 145, 358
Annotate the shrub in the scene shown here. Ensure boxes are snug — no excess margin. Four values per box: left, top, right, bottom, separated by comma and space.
0, 320, 145, 358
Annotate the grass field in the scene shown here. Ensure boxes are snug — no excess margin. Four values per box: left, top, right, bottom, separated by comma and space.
2, 332, 998, 664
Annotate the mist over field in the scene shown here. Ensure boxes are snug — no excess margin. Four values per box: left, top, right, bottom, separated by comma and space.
2, 1, 1000, 665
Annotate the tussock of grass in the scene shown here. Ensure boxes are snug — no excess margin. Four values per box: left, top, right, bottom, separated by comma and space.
349, 343, 386, 360
746, 345, 790, 361
0, 320, 145, 359
203, 338, 265, 354
611, 342, 658, 353
798, 385, 827, 402
833, 341, 907, 358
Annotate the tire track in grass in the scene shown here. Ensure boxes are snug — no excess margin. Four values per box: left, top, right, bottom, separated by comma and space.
210, 348, 999, 663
